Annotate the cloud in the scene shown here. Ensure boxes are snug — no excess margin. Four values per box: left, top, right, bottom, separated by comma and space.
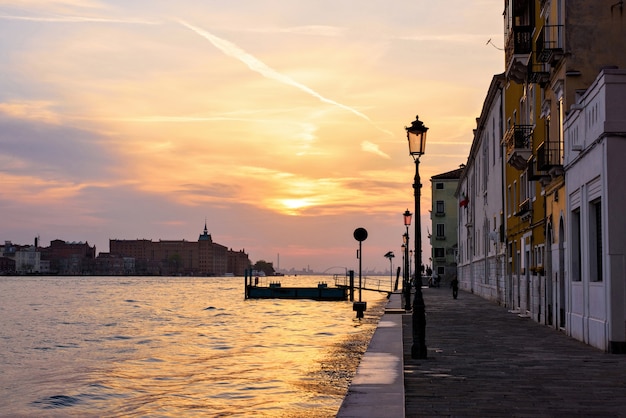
178, 20, 371, 122
0, 13, 159, 24
361, 140, 391, 159
242, 25, 345, 37
0, 101, 60, 123
0, 111, 116, 180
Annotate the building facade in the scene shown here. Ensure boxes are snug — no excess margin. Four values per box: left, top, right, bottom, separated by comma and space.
457, 74, 507, 305
429, 167, 463, 283
109, 223, 251, 276
449, 0, 626, 350
563, 69, 626, 352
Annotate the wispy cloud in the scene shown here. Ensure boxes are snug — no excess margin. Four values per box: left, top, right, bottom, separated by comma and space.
0, 13, 158, 24
242, 25, 345, 37
0, 101, 60, 123
361, 141, 390, 159
178, 20, 371, 122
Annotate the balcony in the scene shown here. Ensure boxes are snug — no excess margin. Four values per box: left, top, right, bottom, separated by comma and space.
536, 25, 564, 65
529, 62, 550, 86
537, 141, 564, 178
514, 198, 532, 220
536, 141, 555, 170
505, 25, 533, 84
527, 156, 551, 184
505, 125, 533, 170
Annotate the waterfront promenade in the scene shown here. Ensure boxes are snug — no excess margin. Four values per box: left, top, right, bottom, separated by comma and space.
340, 286, 626, 417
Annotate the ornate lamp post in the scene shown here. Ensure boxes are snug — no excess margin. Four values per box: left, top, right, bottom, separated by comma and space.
403, 210, 412, 311
406, 115, 428, 359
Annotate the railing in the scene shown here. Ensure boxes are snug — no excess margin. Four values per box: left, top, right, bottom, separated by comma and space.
536, 25, 564, 63
505, 124, 534, 170
505, 25, 533, 67
334, 275, 394, 293
536, 141, 561, 170
529, 62, 550, 85
515, 198, 531, 217
504, 125, 533, 153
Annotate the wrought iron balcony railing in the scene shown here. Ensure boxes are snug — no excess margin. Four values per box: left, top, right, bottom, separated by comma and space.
504, 124, 533, 170
536, 25, 564, 64
536, 141, 562, 170
529, 62, 550, 86
505, 25, 533, 83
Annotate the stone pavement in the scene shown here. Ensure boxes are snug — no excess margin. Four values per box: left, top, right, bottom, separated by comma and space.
403, 286, 626, 417
337, 292, 406, 418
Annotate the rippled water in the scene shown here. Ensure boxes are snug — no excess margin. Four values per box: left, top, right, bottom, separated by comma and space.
0, 276, 387, 417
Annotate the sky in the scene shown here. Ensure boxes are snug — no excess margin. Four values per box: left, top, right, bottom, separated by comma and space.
0, 0, 505, 274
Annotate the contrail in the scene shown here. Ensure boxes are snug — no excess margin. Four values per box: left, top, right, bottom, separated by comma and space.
178, 20, 372, 122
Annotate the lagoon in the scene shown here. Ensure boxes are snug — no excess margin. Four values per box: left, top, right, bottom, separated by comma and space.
0, 275, 387, 417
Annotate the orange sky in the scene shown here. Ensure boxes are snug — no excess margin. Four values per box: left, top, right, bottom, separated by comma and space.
0, 0, 504, 273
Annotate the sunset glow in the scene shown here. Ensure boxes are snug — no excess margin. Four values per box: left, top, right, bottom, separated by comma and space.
0, 1, 504, 271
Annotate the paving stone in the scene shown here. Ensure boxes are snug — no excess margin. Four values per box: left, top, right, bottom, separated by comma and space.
403, 287, 626, 417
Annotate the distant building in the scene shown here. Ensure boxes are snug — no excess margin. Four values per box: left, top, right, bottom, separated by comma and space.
0, 256, 15, 274
109, 223, 251, 276
41, 239, 96, 275
430, 167, 463, 283
94, 253, 133, 275
15, 247, 41, 273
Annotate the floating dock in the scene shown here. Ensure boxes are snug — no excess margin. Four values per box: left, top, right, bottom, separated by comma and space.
246, 281, 349, 301
244, 271, 351, 301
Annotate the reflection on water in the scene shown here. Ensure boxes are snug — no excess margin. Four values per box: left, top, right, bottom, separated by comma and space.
0, 276, 386, 417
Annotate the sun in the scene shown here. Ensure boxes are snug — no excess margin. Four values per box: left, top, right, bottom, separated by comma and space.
281, 198, 312, 211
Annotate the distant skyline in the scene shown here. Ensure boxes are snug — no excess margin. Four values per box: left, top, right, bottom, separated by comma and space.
0, 1, 504, 272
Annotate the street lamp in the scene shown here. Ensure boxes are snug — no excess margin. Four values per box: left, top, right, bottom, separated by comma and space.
403, 210, 412, 311
406, 115, 428, 359
401, 237, 409, 310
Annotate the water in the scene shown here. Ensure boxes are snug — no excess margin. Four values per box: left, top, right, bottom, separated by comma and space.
0, 276, 387, 417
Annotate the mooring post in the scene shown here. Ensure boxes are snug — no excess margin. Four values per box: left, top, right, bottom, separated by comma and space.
349, 270, 355, 301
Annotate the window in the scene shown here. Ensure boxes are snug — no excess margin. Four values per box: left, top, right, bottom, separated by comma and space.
492, 118, 497, 165
483, 140, 489, 190
571, 208, 581, 281
590, 199, 603, 281
436, 224, 445, 239
434, 247, 445, 258
435, 182, 444, 189
507, 185, 512, 217
436, 200, 445, 215
437, 266, 445, 275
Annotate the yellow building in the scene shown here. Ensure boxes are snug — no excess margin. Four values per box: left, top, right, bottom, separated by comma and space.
503, 0, 626, 331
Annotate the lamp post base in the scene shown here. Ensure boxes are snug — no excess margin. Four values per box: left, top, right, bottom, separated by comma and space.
411, 288, 427, 359
404, 285, 412, 311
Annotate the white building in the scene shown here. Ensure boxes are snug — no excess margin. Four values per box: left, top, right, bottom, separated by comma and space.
456, 74, 507, 305
563, 68, 626, 353
15, 247, 41, 273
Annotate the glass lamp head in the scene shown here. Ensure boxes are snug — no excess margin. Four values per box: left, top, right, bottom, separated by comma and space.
403, 209, 412, 226
405, 115, 428, 156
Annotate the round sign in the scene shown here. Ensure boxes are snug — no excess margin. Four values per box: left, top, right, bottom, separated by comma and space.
353, 227, 368, 242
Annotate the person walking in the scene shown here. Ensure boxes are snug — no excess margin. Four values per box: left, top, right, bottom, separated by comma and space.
450, 276, 459, 299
